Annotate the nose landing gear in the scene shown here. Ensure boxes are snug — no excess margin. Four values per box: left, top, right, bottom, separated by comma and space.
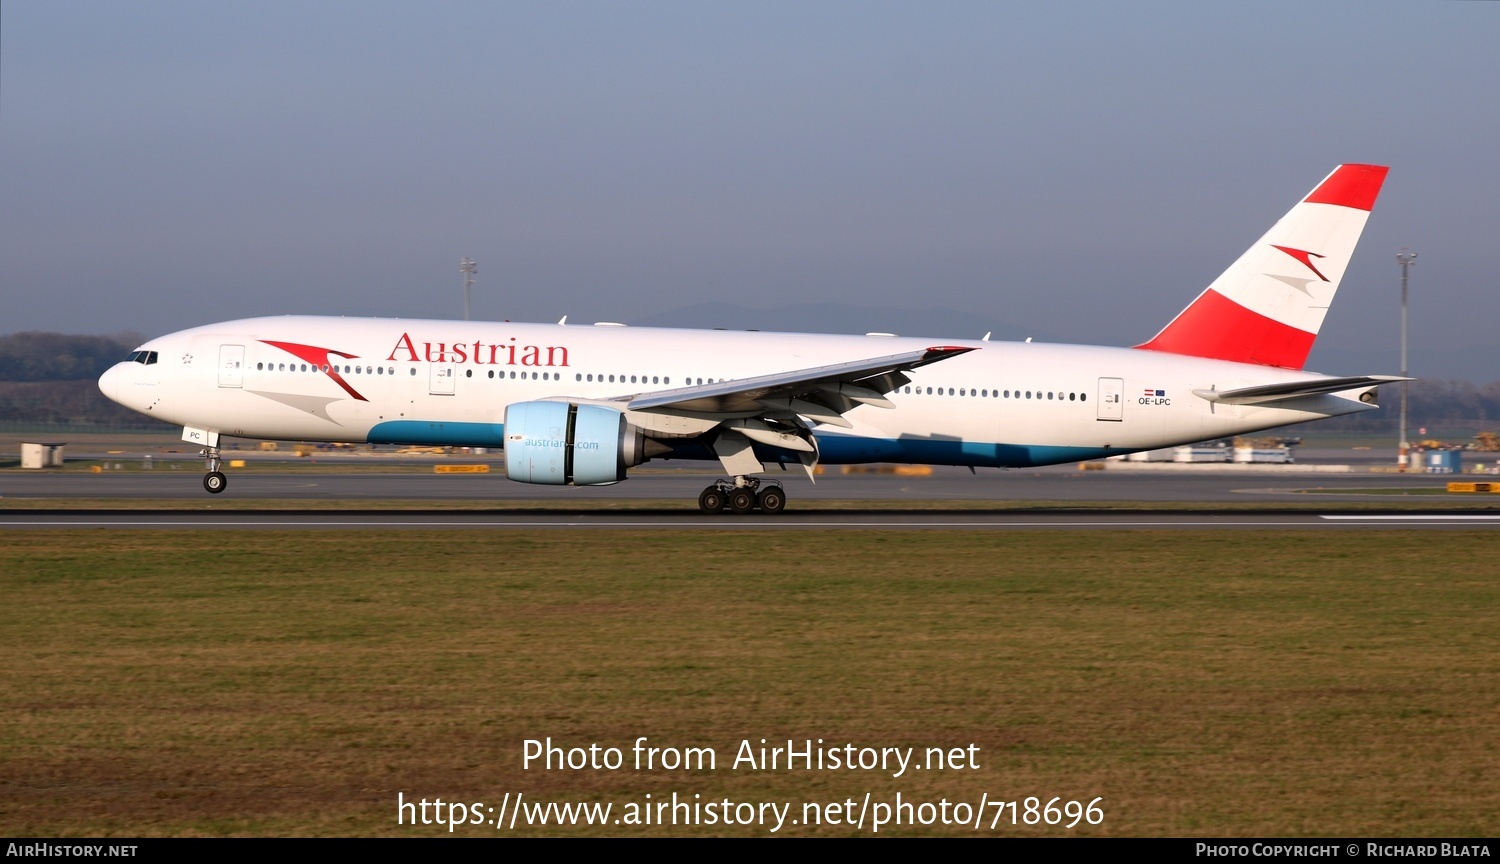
698, 477, 786, 514
200, 446, 227, 494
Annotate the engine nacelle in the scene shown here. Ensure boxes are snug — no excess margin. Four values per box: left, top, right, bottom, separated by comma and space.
503, 401, 648, 485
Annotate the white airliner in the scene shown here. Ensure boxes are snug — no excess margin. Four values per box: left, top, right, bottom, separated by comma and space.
99, 164, 1397, 513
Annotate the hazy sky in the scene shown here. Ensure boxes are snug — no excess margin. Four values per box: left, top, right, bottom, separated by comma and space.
3, 2, 1497, 377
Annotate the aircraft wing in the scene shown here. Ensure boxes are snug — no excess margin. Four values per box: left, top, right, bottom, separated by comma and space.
605, 345, 975, 471
623, 345, 976, 420
1193, 375, 1409, 406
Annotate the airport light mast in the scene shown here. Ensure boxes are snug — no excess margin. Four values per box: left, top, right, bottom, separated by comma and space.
1397, 249, 1416, 471
460, 257, 477, 321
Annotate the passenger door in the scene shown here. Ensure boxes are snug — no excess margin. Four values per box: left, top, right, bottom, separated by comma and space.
217, 345, 245, 388
1096, 377, 1123, 421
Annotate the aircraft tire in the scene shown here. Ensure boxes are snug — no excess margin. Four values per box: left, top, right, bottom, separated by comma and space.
756, 486, 786, 514
698, 486, 727, 513
728, 488, 757, 515
204, 471, 227, 494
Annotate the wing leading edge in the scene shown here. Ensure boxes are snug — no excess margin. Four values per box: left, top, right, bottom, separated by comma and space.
625, 345, 976, 418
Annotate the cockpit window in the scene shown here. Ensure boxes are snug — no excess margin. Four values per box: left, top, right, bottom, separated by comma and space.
124, 350, 158, 365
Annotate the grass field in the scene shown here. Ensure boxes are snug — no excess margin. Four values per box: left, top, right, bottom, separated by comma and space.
3, 530, 1497, 837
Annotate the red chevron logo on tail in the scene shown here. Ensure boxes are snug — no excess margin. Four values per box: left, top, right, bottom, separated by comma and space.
1270, 245, 1330, 282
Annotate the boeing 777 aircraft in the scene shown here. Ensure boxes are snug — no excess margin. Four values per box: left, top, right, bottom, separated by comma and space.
99, 164, 1396, 513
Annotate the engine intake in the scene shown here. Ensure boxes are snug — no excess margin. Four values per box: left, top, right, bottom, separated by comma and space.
503, 401, 647, 485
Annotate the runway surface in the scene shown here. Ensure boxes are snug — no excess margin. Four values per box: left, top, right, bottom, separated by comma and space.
4, 462, 1497, 529
4, 510, 1500, 530
0, 460, 1477, 500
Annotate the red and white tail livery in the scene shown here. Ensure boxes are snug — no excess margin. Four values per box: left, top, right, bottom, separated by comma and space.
1137, 163, 1388, 369
99, 164, 1403, 512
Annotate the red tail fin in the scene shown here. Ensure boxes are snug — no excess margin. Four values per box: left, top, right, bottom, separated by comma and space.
1135, 164, 1388, 369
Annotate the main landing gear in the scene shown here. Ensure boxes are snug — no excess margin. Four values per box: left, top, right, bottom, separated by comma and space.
200, 446, 227, 494
698, 477, 786, 515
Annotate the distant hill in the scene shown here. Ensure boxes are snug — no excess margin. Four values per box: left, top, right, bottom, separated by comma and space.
0, 332, 160, 427
0, 332, 142, 382
0, 380, 155, 426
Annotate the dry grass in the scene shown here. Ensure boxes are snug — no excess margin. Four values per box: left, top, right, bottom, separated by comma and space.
2, 530, 1496, 836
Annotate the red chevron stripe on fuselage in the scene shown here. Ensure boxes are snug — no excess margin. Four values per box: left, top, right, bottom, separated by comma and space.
260, 340, 369, 401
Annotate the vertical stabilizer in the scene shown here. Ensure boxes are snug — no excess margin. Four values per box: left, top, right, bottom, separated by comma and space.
1135, 164, 1388, 369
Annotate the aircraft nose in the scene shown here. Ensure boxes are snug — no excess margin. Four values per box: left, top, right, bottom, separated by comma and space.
98, 364, 121, 404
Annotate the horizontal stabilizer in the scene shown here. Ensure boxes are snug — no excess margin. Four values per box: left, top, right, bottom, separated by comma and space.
1193, 375, 1409, 406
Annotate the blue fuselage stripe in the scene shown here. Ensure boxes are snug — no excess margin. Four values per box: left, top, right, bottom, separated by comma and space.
368, 420, 1113, 468
368, 420, 508, 447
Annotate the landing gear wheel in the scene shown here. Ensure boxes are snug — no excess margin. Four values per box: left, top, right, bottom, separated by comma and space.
729, 488, 757, 514
756, 485, 786, 514
699, 485, 727, 513
204, 471, 227, 494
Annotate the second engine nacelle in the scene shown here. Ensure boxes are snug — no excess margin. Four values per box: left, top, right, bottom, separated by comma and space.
503, 401, 648, 486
